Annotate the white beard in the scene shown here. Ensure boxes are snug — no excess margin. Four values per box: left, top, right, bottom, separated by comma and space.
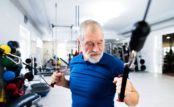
83, 50, 103, 64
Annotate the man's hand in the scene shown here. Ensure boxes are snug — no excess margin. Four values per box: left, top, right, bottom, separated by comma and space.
50, 72, 69, 88
113, 77, 139, 106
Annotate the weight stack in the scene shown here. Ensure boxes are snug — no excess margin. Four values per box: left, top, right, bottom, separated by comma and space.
140, 59, 146, 71
134, 57, 139, 71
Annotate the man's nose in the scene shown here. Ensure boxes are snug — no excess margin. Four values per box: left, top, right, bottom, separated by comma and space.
92, 44, 99, 52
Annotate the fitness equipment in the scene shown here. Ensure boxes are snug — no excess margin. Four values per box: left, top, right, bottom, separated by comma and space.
3, 70, 16, 81
7, 41, 19, 54
24, 72, 34, 81
118, 0, 152, 102
22, 61, 50, 98
50, 65, 68, 87
0, 42, 42, 107
5, 93, 41, 107
40, 57, 69, 76
6, 64, 23, 78
31, 83, 50, 97
0, 44, 24, 99
1, 56, 14, 67
5, 83, 17, 93
0, 45, 11, 54
32, 57, 69, 87
0, 44, 21, 65
43, 57, 69, 87
140, 59, 146, 71
25, 58, 32, 63
23, 61, 51, 98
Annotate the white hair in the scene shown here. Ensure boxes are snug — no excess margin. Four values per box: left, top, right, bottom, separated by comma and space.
78, 19, 103, 41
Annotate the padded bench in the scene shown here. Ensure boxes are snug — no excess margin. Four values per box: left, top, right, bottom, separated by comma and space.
6, 93, 41, 107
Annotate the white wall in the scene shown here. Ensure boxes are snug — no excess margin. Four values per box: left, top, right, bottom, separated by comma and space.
42, 41, 53, 64
0, 0, 22, 43
0, 0, 43, 73
0, 0, 42, 59
141, 26, 174, 74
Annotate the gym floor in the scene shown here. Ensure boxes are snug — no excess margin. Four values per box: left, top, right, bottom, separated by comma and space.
37, 72, 174, 107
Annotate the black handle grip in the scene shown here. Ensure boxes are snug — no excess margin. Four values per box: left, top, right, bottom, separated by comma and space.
118, 66, 130, 102
50, 82, 56, 87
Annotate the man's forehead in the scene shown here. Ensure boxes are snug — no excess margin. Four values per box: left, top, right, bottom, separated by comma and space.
84, 28, 103, 38
83, 37, 104, 43
83, 33, 103, 40
85, 25, 101, 33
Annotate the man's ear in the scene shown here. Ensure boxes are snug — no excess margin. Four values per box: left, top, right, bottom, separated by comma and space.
77, 37, 80, 45
76, 37, 81, 52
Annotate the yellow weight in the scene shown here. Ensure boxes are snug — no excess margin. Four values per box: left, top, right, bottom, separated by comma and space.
0, 45, 11, 54
57, 58, 61, 66
0, 89, 6, 103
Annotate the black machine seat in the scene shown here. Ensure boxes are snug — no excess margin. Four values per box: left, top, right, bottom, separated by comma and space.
6, 93, 41, 107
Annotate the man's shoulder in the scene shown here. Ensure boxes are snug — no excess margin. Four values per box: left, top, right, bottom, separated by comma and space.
101, 53, 124, 75
70, 54, 83, 64
102, 53, 121, 62
101, 53, 124, 68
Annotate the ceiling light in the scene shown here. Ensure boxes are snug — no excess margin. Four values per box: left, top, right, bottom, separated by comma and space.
166, 36, 170, 39
83, 1, 125, 25
116, 38, 119, 41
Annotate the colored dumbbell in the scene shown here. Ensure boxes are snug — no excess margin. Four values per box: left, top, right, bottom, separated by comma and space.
3, 70, 16, 81
24, 72, 34, 81
1, 56, 14, 67
6, 83, 17, 92
0, 44, 11, 54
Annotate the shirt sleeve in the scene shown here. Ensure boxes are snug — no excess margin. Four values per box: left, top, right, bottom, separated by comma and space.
112, 57, 124, 76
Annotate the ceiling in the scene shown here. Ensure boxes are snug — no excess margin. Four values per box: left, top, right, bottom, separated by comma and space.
11, 0, 174, 39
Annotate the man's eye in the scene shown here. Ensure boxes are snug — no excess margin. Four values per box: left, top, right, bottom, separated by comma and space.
88, 43, 94, 46
98, 43, 102, 45
86, 42, 93, 47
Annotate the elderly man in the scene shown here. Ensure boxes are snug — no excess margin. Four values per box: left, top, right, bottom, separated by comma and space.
51, 19, 139, 107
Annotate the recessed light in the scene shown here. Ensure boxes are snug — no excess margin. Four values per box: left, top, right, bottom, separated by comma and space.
166, 36, 170, 39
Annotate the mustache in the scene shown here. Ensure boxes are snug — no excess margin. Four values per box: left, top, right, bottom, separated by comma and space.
89, 51, 100, 56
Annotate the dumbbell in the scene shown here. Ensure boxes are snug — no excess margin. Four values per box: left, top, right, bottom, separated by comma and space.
6, 64, 22, 77
5, 83, 20, 97
24, 72, 34, 81
0, 44, 11, 54
140, 59, 146, 71
25, 58, 32, 64
3, 70, 16, 81
1, 56, 14, 67
5, 83, 17, 92
140, 59, 145, 64
7, 41, 20, 54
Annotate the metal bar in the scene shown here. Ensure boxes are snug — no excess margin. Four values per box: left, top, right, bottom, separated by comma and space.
143, 0, 152, 21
